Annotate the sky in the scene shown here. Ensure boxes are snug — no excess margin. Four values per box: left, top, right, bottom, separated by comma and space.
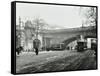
16, 3, 91, 29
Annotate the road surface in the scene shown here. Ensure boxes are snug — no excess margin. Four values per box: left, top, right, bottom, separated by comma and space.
16, 50, 97, 73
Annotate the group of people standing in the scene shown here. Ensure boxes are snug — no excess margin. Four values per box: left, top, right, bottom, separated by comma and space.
16, 38, 41, 55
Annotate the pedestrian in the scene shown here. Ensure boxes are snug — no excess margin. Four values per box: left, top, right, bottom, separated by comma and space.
33, 39, 41, 55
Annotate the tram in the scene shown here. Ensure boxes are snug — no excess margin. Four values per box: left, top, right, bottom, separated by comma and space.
76, 40, 87, 52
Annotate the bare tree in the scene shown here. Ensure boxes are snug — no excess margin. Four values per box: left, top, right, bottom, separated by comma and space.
85, 7, 96, 26
32, 17, 47, 39
80, 7, 96, 26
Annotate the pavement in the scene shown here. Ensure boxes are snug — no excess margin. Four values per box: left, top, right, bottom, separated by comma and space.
16, 50, 97, 73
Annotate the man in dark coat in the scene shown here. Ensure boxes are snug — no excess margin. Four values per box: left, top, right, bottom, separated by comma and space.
33, 39, 41, 55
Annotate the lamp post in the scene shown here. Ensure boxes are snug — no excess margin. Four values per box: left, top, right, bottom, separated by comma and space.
19, 16, 21, 47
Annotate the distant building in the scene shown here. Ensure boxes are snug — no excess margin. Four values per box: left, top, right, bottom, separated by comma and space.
16, 25, 25, 48
85, 36, 97, 49
67, 40, 77, 50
